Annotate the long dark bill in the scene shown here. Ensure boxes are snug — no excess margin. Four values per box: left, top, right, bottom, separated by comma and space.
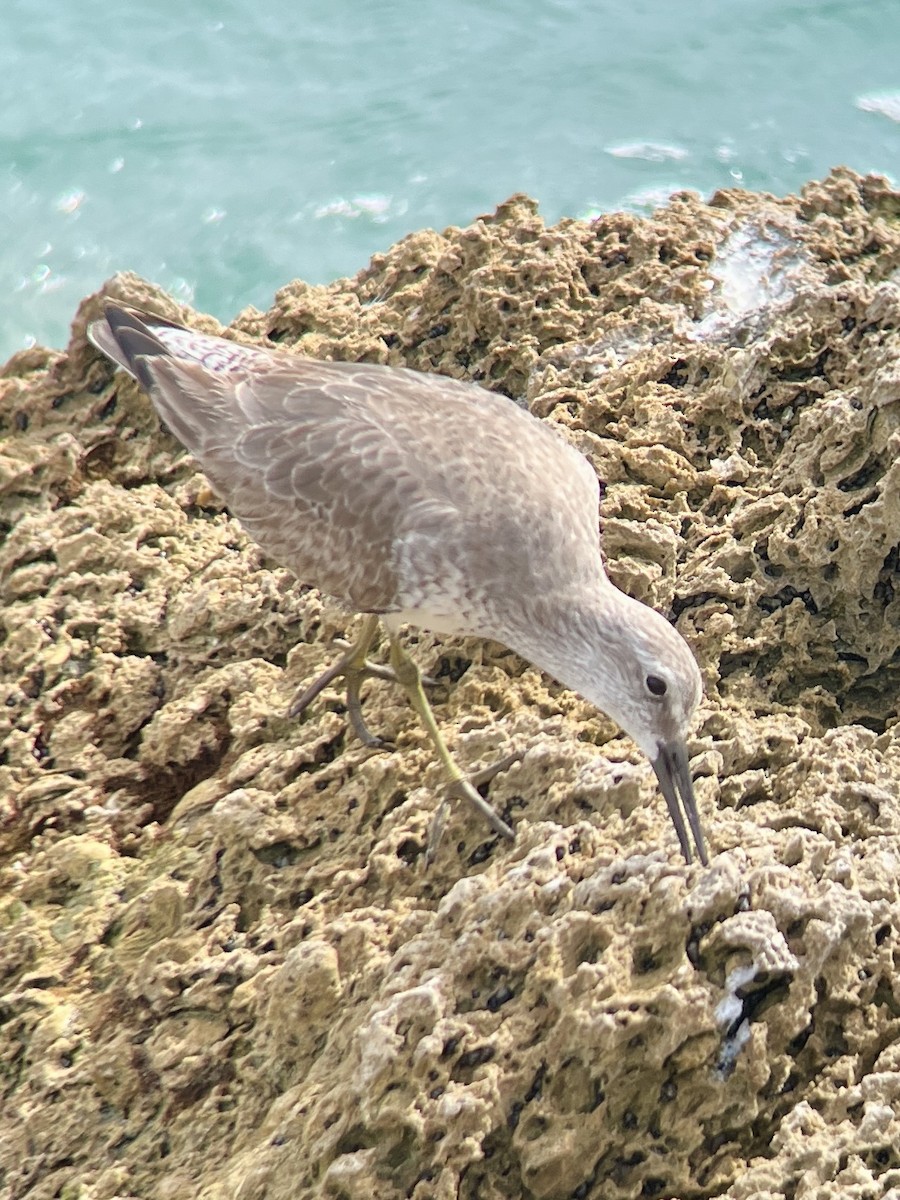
652, 740, 708, 866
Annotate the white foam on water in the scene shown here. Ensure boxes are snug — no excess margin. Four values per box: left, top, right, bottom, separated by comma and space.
605, 141, 689, 163
313, 194, 406, 224
856, 92, 900, 123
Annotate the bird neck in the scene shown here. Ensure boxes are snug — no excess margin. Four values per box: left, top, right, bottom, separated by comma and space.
496, 576, 631, 717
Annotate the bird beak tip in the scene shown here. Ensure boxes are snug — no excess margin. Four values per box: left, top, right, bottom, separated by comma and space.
652, 739, 709, 867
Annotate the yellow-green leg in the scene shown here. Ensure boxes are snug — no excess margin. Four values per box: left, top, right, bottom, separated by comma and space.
388, 634, 515, 855
288, 614, 388, 746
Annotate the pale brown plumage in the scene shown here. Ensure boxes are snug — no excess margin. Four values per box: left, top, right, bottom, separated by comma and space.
89, 303, 708, 863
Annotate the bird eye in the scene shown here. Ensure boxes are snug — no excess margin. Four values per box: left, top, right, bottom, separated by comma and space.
646, 674, 668, 697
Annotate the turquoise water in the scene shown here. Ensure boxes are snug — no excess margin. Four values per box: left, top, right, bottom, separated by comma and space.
2, 0, 899, 361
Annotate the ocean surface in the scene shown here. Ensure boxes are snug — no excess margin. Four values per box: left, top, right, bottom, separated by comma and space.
2, 0, 899, 361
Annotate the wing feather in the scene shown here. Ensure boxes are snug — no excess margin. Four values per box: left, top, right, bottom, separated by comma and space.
90, 306, 602, 616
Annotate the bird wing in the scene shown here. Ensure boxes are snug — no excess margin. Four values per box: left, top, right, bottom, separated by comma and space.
94, 308, 602, 615
144, 357, 431, 611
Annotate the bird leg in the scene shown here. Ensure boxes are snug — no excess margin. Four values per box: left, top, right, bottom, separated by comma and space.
290, 618, 517, 853
289, 615, 447, 747
387, 634, 516, 857
288, 614, 391, 747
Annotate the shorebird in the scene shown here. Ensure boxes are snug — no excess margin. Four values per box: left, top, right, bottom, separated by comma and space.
89, 303, 708, 864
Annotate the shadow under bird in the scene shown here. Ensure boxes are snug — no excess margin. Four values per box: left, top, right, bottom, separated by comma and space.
89, 303, 709, 865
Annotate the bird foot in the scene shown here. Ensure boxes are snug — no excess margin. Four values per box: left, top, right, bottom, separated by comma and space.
288, 629, 439, 748
288, 642, 394, 748
290, 622, 520, 860
425, 751, 522, 865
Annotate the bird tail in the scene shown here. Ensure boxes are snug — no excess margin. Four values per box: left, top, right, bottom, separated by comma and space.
87, 304, 183, 390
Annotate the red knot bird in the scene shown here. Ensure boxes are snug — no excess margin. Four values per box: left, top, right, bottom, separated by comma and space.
89, 303, 708, 864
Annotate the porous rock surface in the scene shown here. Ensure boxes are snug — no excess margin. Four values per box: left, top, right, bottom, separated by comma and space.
1, 168, 899, 1199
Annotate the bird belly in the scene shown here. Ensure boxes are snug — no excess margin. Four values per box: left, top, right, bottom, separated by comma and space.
381, 606, 477, 638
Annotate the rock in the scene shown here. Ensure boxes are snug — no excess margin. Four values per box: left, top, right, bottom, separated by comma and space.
1, 169, 899, 1199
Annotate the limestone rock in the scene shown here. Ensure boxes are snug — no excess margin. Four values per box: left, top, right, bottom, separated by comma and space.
2, 169, 899, 1199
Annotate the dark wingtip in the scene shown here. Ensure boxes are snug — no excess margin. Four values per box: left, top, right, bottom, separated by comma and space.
95, 304, 170, 390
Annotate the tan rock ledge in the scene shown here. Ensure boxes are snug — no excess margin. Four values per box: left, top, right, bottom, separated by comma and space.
1, 168, 899, 1200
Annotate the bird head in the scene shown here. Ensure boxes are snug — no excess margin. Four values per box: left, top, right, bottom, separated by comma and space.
591, 597, 706, 865
528, 588, 707, 865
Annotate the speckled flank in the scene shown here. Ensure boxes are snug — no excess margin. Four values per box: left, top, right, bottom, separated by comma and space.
1, 170, 900, 1199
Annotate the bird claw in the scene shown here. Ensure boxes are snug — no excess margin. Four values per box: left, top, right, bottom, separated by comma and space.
466, 750, 524, 789
289, 653, 394, 747
424, 752, 521, 865
345, 674, 394, 749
